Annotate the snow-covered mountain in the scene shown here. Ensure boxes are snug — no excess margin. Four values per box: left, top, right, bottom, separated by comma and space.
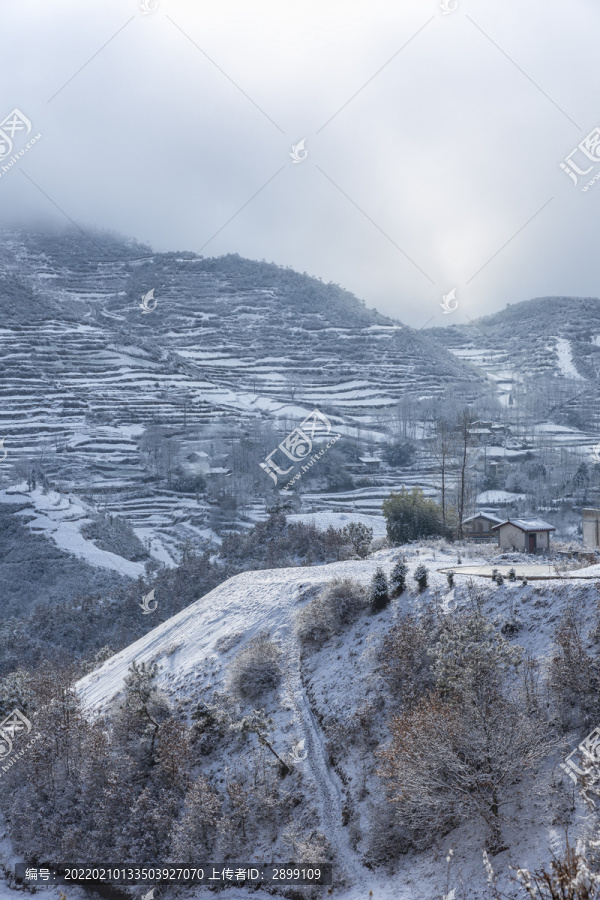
0, 226, 485, 560
430, 296, 600, 417
2, 227, 599, 576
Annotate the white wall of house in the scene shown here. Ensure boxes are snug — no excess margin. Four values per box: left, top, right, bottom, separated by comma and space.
497, 523, 526, 550
497, 525, 550, 552
583, 509, 600, 549
465, 516, 498, 538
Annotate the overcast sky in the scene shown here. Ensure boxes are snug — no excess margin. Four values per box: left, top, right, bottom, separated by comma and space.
0, 0, 599, 327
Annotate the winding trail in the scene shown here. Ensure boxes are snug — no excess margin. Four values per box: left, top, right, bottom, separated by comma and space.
280, 627, 365, 886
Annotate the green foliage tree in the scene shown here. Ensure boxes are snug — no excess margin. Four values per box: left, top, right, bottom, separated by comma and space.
382, 487, 447, 545
342, 522, 373, 558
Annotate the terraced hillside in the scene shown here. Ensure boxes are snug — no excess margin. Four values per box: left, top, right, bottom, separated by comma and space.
4, 228, 597, 568
0, 229, 484, 531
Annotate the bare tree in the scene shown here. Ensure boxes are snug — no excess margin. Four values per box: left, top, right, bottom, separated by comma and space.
287, 372, 304, 403
455, 409, 477, 538
430, 416, 455, 528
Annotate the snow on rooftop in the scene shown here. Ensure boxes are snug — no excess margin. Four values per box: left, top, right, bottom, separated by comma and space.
492, 517, 556, 531
463, 512, 503, 524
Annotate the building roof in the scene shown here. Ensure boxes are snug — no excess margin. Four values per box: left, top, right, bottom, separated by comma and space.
462, 513, 503, 525
491, 518, 556, 532
359, 455, 381, 463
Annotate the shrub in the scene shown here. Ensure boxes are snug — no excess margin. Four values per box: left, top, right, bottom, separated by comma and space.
383, 488, 447, 545
414, 564, 428, 593
227, 633, 282, 700
296, 578, 367, 648
515, 839, 600, 899
370, 568, 390, 612
447, 571, 455, 589
508, 567, 517, 582
383, 440, 415, 468
549, 603, 600, 729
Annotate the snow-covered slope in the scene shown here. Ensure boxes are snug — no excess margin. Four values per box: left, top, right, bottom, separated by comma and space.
75, 544, 600, 900
77, 555, 394, 714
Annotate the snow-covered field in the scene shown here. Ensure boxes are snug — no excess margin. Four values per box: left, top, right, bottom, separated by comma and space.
287, 510, 387, 538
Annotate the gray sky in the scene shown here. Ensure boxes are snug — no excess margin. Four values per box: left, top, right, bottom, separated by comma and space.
0, 0, 599, 327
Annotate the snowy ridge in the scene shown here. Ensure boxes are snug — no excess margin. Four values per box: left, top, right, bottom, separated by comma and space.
74, 544, 600, 899
77, 557, 391, 713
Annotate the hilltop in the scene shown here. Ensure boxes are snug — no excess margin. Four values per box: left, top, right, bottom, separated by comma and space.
68, 543, 600, 900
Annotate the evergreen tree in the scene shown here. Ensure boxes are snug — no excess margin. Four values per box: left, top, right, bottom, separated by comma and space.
414, 564, 428, 593
390, 558, 408, 597
370, 568, 390, 612
123, 660, 167, 759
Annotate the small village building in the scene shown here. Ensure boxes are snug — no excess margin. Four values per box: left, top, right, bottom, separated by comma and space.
582, 508, 600, 549
462, 512, 503, 540
359, 455, 381, 472
183, 451, 211, 476
468, 426, 494, 443
491, 518, 555, 553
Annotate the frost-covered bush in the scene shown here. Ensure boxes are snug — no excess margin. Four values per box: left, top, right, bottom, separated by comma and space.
380, 611, 437, 708
515, 838, 600, 899
227, 633, 282, 700
549, 603, 599, 729
215, 631, 244, 654
363, 800, 410, 865
296, 578, 367, 648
